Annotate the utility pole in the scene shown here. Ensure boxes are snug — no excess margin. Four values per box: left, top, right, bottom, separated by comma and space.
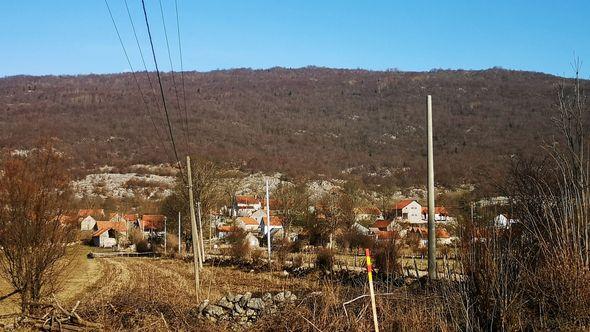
197, 202, 205, 264
470, 202, 474, 224
209, 214, 213, 252
164, 216, 167, 255
178, 211, 181, 255
186, 156, 200, 298
265, 179, 272, 263
427, 95, 437, 279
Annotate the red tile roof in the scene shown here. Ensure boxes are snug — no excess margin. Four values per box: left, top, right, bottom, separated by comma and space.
78, 209, 105, 218
92, 228, 110, 237
376, 230, 398, 240
236, 195, 259, 205
96, 221, 128, 233
217, 225, 237, 232
262, 215, 283, 227
124, 214, 139, 222
408, 226, 450, 238
421, 206, 449, 215
237, 217, 259, 226
394, 199, 418, 210
371, 219, 391, 230
141, 214, 165, 231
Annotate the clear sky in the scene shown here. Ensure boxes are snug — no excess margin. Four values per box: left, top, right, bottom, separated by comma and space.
0, 1, 588, 77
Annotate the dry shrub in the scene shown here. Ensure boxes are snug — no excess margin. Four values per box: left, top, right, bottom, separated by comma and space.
462, 230, 529, 331
251, 248, 264, 265
227, 228, 251, 261
127, 227, 144, 246
315, 248, 335, 273
254, 282, 458, 332
527, 255, 590, 329
165, 233, 179, 255
292, 254, 304, 268
372, 240, 402, 277
136, 239, 151, 253
274, 238, 291, 267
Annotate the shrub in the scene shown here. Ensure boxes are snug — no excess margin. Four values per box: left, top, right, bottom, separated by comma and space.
372, 240, 401, 276
292, 254, 304, 268
273, 238, 291, 266
251, 248, 264, 266
128, 228, 144, 246
227, 229, 251, 261
136, 239, 151, 253
166, 233, 179, 255
315, 248, 335, 273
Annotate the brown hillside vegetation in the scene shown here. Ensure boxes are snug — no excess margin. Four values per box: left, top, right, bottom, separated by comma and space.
0, 67, 584, 186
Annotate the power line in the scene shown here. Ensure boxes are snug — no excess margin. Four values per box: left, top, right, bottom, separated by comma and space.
157, 0, 188, 157
103, 0, 171, 162
123, 0, 164, 122
175, 0, 191, 155
140, 0, 184, 176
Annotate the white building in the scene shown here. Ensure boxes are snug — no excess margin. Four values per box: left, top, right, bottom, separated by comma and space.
80, 216, 97, 231
234, 195, 262, 217
260, 215, 283, 238
236, 216, 260, 232
392, 199, 422, 223
493, 214, 518, 228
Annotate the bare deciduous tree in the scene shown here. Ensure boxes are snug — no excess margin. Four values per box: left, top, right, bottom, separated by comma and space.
0, 144, 76, 314
273, 180, 310, 239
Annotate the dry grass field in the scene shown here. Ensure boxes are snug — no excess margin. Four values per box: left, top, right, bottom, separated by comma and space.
2, 245, 327, 330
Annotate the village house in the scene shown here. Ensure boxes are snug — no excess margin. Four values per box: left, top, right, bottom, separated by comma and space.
260, 215, 284, 238
375, 230, 399, 242
140, 214, 166, 234
352, 222, 370, 235
80, 215, 97, 231
233, 195, 262, 217
217, 225, 237, 239
493, 214, 518, 228
391, 199, 422, 223
78, 209, 105, 220
369, 219, 396, 233
92, 221, 128, 248
421, 206, 451, 223
406, 226, 453, 247
236, 216, 260, 232
354, 206, 383, 223
250, 208, 277, 224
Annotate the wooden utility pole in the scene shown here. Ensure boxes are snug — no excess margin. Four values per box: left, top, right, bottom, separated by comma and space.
164, 216, 167, 255
265, 179, 272, 262
178, 211, 181, 255
427, 95, 437, 279
209, 215, 213, 252
197, 202, 205, 264
186, 156, 200, 297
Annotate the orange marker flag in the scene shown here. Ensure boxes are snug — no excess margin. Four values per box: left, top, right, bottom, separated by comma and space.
365, 248, 379, 332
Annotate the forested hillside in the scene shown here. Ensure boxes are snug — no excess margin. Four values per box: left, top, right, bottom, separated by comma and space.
0, 67, 579, 187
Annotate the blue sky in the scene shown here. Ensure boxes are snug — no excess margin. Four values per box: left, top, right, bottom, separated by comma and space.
0, 1, 588, 77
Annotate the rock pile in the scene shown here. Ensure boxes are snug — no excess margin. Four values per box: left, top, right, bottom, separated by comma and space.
197, 291, 297, 326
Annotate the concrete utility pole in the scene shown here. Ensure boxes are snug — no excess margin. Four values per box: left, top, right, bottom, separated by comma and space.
186, 156, 200, 297
197, 202, 205, 264
178, 211, 181, 255
427, 95, 437, 279
265, 179, 272, 262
